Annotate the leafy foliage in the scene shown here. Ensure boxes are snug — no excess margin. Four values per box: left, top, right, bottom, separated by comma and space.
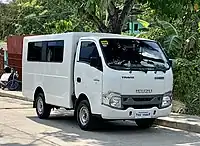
0, 0, 97, 38
156, 20, 182, 58
71, 0, 137, 33
0, 2, 18, 40
16, 0, 96, 35
173, 58, 200, 115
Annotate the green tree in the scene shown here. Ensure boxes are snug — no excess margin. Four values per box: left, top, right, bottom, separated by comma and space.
0, 2, 18, 40
71, 0, 139, 34
10, 0, 96, 35
1, 0, 142, 35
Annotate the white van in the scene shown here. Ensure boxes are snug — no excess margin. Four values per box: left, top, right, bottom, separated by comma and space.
22, 32, 173, 130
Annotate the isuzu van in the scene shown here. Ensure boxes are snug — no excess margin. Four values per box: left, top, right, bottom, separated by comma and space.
22, 32, 173, 130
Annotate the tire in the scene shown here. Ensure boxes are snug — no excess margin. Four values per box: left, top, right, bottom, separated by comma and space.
35, 93, 51, 119
135, 118, 155, 129
7, 80, 19, 91
76, 100, 95, 131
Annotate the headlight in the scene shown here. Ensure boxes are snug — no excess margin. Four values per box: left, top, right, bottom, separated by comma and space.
161, 91, 173, 108
102, 92, 122, 109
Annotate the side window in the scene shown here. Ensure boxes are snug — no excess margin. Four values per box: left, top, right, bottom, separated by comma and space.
79, 41, 99, 63
27, 42, 43, 61
46, 40, 64, 63
27, 40, 64, 63
79, 41, 103, 71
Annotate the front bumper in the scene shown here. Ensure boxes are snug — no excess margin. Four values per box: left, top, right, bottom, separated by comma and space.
100, 105, 172, 120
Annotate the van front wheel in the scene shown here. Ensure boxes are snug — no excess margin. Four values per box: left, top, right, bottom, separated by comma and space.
76, 100, 95, 131
36, 93, 51, 119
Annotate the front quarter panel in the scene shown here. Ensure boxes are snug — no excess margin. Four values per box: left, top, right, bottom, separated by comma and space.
164, 68, 173, 93
103, 68, 121, 95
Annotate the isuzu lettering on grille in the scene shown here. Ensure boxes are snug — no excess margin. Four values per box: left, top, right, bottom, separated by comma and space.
136, 89, 152, 93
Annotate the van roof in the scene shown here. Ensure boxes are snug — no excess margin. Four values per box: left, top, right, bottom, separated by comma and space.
24, 32, 154, 42
84, 33, 153, 41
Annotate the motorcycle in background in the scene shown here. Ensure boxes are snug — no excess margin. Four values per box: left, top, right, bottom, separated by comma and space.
0, 66, 21, 91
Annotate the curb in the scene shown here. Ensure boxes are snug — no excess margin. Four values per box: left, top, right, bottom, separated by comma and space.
155, 118, 200, 134
0, 91, 32, 102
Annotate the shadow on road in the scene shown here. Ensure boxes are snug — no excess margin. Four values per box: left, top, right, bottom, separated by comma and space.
0, 143, 36, 146
26, 112, 200, 146
27, 113, 157, 145
28, 114, 150, 132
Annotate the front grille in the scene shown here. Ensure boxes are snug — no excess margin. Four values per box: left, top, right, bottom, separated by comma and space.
121, 94, 163, 110
123, 104, 160, 110
123, 97, 154, 102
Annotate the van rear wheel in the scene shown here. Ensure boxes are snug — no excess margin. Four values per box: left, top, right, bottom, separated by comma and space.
36, 93, 51, 119
135, 118, 155, 129
76, 100, 95, 131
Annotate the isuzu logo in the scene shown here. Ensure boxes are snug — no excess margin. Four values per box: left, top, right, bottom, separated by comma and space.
122, 76, 134, 79
136, 89, 152, 93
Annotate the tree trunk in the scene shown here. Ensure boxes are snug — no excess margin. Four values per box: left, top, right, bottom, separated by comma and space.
106, 0, 135, 34
82, 0, 135, 34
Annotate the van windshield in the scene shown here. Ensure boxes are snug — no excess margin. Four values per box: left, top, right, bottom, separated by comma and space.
99, 38, 169, 72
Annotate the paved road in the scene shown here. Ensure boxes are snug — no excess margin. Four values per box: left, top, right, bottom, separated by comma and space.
0, 97, 200, 146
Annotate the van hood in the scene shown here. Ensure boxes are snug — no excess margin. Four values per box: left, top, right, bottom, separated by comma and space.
103, 68, 173, 96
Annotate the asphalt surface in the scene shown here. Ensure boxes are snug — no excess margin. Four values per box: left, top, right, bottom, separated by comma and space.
0, 96, 200, 146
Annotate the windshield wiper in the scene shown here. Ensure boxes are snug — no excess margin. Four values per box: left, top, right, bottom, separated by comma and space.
108, 62, 128, 68
141, 59, 167, 73
108, 60, 166, 73
142, 55, 165, 64
108, 61, 149, 73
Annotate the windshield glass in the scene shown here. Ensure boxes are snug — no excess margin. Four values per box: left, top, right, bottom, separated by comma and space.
99, 38, 169, 71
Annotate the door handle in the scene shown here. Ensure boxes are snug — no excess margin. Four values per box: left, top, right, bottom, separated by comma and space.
77, 77, 81, 83
93, 79, 100, 82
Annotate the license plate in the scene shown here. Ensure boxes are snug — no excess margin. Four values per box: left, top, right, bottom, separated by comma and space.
135, 111, 151, 119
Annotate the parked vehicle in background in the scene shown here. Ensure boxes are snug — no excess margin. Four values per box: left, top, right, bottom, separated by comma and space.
22, 32, 173, 131
7, 35, 29, 82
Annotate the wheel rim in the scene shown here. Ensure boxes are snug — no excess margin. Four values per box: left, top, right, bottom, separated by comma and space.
37, 96, 44, 115
79, 105, 89, 126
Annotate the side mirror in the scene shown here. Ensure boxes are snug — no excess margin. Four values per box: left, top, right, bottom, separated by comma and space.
169, 59, 173, 67
90, 57, 99, 67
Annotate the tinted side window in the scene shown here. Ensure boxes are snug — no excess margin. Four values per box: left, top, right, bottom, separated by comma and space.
27, 42, 43, 61
27, 40, 64, 63
46, 40, 64, 62
79, 41, 99, 63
